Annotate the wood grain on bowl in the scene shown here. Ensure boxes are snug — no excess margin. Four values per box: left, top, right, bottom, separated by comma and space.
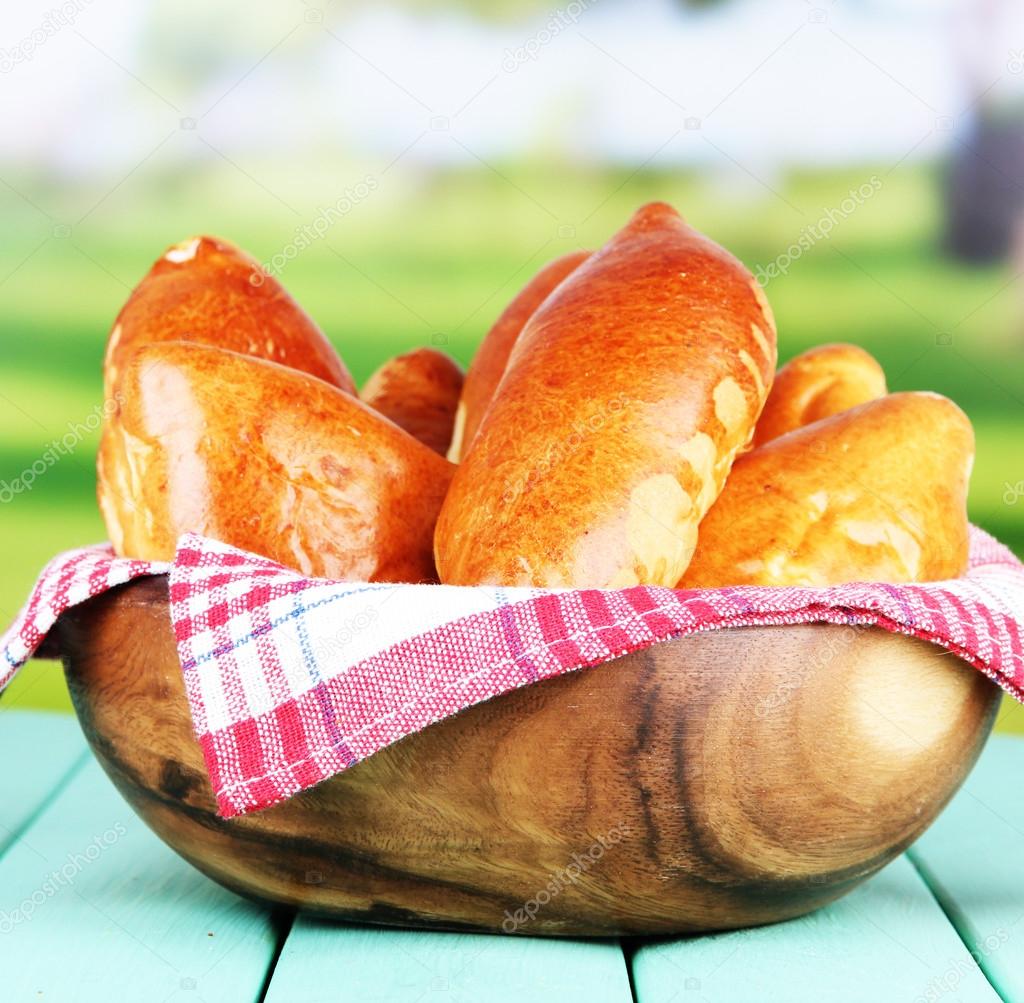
53, 576, 999, 937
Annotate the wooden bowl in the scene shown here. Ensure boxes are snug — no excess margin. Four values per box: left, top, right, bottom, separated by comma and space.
53, 576, 999, 937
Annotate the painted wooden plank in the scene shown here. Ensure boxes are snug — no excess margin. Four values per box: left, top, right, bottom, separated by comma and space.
910, 734, 1024, 1002
0, 708, 87, 859
265, 917, 634, 1003
631, 855, 999, 1002
0, 756, 281, 1002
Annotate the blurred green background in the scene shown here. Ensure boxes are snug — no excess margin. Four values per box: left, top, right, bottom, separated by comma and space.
0, 0, 1022, 732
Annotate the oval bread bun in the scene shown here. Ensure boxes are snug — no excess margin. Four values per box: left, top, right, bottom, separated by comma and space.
679, 392, 974, 588
103, 235, 355, 399
449, 250, 590, 462
361, 348, 464, 456
435, 202, 777, 588
98, 342, 453, 583
752, 342, 886, 448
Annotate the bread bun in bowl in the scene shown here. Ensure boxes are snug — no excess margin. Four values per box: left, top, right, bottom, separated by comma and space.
98, 342, 453, 583
435, 202, 777, 588
361, 348, 464, 456
679, 392, 974, 588
448, 249, 590, 461
103, 235, 355, 398
752, 342, 887, 448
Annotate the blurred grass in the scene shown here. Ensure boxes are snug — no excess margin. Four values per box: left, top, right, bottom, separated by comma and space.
1, 161, 1021, 727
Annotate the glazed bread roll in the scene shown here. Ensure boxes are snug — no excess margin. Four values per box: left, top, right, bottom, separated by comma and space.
361, 348, 464, 456
98, 343, 453, 583
435, 202, 777, 588
448, 250, 590, 461
752, 342, 887, 448
679, 392, 973, 588
103, 235, 355, 398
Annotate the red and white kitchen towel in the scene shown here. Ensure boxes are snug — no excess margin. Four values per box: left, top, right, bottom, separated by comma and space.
3, 527, 1024, 818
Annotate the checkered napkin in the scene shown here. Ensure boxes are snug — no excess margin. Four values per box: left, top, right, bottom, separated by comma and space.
3, 527, 1023, 818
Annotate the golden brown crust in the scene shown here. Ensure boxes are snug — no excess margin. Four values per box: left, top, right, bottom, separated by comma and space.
450, 250, 590, 461
98, 342, 453, 583
752, 342, 887, 448
434, 202, 777, 588
679, 392, 974, 588
361, 348, 464, 456
103, 235, 355, 399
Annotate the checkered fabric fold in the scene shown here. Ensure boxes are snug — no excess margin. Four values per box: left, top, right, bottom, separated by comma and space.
3, 527, 1023, 818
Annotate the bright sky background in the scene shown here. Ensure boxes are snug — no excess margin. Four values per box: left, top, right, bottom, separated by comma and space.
0, 0, 1022, 179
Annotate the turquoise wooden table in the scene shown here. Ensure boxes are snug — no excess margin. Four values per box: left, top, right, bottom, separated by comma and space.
0, 708, 1020, 1002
